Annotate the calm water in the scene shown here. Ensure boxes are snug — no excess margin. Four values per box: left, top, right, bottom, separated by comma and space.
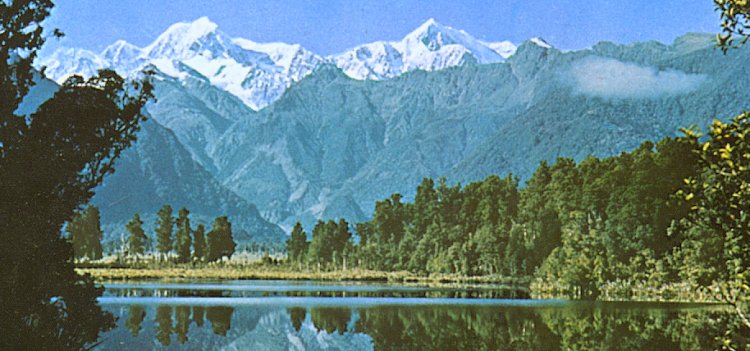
95, 280, 734, 350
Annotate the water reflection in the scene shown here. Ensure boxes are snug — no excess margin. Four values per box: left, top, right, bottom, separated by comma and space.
125, 305, 146, 337
97, 300, 747, 350
104, 283, 529, 299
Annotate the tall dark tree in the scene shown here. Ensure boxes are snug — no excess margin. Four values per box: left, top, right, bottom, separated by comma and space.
67, 205, 104, 260
286, 222, 309, 265
308, 220, 333, 268
193, 224, 206, 262
207, 216, 236, 262
334, 218, 353, 270
126, 214, 147, 257
174, 207, 192, 263
0, 1, 153, 349
155, 204, 174, 260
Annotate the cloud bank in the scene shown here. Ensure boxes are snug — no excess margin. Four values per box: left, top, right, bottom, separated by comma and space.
568, 56, 706, 99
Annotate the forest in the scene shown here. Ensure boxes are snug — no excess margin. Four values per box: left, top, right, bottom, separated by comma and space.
287, 114, 750, 302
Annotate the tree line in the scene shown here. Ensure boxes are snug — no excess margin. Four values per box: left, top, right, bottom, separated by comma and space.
286, 123, 748, 300
68, 204, 236, 263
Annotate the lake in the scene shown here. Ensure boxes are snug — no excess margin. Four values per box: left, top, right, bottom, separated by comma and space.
95, 280, 732, 350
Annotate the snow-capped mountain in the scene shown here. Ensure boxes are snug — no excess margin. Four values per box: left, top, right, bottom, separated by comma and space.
330, 18, 517, 80
39, 17, 517, 109
39, 17, 325, 110
42, 47, 108, 83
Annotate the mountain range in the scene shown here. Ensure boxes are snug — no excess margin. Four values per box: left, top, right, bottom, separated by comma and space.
41, 17, 516, 110
38, 17, 750, 243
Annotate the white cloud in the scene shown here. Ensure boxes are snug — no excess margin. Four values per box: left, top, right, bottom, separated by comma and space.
568, 56, 706, 99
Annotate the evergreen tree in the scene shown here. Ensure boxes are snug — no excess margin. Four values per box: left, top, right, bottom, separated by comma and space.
207, 216, 236, 262
87, 206, 104, 260
308, 220, 334, 268
193, 224, 206, 262
334, 218, 353, 269
155, 204, 174, 260
174, 207, 192, 263
67, 210, 87, 259
126, 214, 147, 257
66, 205, 103, 260
286, 222, 309, 265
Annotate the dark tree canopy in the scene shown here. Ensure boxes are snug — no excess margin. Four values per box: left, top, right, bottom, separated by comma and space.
193, 223, 207, 261
67, 205, 104, 260
127, 213, 148, 256
156, 204, 174, 258
286, 222, 309, 264
175, 207, 192, 263
207, 216, 236, 262
0, 1, 153, 349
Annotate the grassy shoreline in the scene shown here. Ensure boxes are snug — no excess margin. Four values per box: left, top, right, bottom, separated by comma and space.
78, 265, 725, 304
77, 266, 530, 288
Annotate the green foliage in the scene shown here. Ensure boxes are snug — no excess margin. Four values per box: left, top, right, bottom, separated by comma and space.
679, 115, 750, 281
316, 136, 700, 301
126, 214, 147, 256
286, 222, 309, 265
715, 0, 750, 52
207, 216, 236, 262
193, 224, 206, 261
676, 113, 750, 332
0, 1, 153, 348
155, 204, 174, 257
307, 219, 354, 270
67, 205, 104, 260
174, 207, 192, 263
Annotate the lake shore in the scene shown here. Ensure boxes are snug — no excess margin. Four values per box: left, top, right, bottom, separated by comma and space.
77, 265, 725, 303
77, 266, 531, 287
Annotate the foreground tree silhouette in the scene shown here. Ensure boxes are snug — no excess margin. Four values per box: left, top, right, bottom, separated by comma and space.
0, 1, 153, 349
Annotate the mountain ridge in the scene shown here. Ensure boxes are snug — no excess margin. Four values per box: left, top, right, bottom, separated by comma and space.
39, 17, 518, 110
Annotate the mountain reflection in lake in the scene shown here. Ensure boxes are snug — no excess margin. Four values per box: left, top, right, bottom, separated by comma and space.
95, 281, 743, 350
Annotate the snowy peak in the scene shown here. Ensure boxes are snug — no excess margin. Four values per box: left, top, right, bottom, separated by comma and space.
40, 47, 107, 83
232, 39, 325, 77
529, 37, 553, 49
102, 40, 142, 60
143, 16, 224, 60
101, 40, 143, 71
485, 41, 518, 58
39, 16, 521, 108
332, 18, 516, 80
405, 18, 461, 51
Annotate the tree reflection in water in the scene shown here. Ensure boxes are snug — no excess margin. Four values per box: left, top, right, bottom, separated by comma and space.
288, 307, 306, 332
125, 305, 146, 337
206, 306, 234, 337
106, 302, 746, 350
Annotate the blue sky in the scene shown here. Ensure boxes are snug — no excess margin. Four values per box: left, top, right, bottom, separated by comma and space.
43, 0, 719, 55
